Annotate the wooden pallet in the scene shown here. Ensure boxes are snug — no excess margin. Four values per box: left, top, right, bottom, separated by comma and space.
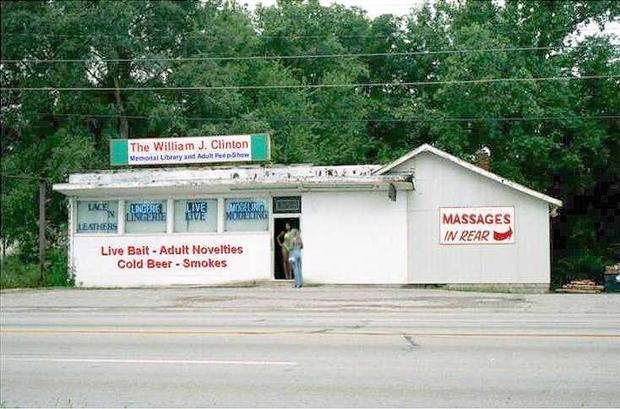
556, 289, 601, 294
556, 280, 603, 294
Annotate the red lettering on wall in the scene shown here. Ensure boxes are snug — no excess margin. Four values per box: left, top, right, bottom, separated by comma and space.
147, 259, 173, 268
101, 246, 124, 256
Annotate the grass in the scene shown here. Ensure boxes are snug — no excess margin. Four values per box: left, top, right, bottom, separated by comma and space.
0, 256, 41, 289
1, 249, 74, 289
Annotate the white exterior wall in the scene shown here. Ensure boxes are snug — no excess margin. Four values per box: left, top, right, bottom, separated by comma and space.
72, 233, 271, 287
63, 153, 553, 287
396, 152, 550, 284
301, 191, 408, 284
68, 194, 273, 287
68, 189, 409, 287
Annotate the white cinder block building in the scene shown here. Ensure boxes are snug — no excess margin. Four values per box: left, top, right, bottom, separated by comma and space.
53, 144, 562, 289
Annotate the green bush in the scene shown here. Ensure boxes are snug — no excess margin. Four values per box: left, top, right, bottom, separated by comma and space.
0, 246, 74, 289
552, 252, 610, 289
45, 246, 74, 287
0, 255, 41, 289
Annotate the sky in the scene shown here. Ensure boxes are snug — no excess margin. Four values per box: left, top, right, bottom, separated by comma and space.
243, 0, 442, 17
240, 0, 620, 41
245, 0, 427, 17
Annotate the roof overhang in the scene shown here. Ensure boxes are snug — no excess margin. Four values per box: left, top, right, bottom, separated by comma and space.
53, 175, 414, 198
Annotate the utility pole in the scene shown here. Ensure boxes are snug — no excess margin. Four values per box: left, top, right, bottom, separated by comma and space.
39, 181, 46, 286
1, 177, 5, 267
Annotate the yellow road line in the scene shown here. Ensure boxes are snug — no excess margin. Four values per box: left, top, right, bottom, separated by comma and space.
1, 328, 619, 338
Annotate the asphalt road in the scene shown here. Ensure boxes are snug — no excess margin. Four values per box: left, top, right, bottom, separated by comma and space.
1, 287, 619, 407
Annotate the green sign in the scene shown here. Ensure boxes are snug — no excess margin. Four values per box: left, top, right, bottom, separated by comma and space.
273, 196, 302, 214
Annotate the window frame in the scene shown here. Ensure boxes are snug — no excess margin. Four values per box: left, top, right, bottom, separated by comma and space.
71, 194, 273, 236
223, 196, 271, 233
74, 199, 120, 235
172, 198, 219, 234
123, 199, 169, 235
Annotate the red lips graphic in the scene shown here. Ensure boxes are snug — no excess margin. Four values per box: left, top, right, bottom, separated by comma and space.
493, 227, 513, 241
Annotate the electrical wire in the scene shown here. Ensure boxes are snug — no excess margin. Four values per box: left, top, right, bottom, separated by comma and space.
2, 44, 617, 64
3, 75, 616, 91
1, 23, 615, 40
0, 174, 49, 181
11, 112, 620, 124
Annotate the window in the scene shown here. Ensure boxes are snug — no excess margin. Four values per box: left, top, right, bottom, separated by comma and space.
174, 199, 218, 233
224, 198, 269, 232
76, 200, 118, 233
125, 200, 167, 233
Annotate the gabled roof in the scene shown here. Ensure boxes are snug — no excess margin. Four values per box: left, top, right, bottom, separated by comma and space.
375, 144, 562, 208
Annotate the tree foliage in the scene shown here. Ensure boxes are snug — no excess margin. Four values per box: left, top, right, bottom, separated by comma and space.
1, 0, 618, 285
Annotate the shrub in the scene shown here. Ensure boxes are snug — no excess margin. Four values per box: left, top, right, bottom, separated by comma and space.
45, 246, 74, 287
0, 256, 41, 289
0, 246, 74, 289
552, 252, 610, 289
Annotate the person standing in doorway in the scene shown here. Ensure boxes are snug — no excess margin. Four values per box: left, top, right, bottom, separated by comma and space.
277, 222, 293, 279
288, 229, 303, 288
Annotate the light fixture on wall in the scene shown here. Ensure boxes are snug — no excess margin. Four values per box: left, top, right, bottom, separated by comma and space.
388, 183, 397, 202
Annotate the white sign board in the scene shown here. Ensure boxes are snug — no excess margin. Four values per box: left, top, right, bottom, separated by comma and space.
440, 207, 515, 245
110, 133, 270, 166
72, 234, 271, 286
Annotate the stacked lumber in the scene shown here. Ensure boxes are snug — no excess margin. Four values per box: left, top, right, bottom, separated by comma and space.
556, 279, 604, 294
605, 263, 619, 275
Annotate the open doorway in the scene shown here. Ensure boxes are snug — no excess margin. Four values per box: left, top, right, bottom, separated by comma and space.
273, 217, 300, 280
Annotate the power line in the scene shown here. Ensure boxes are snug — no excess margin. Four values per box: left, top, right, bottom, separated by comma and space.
1, 24, 615, 40
12, 112, 620, 124
3, 75, 617, 91
0, 32, 395, 40
0, 174, 49, 181
2, 44, 617, 64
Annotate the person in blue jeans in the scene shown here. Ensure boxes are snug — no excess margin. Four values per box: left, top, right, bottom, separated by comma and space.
288, 229, 304, 288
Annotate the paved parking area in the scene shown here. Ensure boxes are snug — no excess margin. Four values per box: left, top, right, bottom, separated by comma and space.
1, 287, 619, 407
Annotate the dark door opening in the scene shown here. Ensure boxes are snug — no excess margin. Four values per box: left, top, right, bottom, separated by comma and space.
273, 217, 300, 280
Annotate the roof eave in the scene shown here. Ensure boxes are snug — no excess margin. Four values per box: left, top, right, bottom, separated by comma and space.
375, 144, 563, 208
52, 175, 414, 197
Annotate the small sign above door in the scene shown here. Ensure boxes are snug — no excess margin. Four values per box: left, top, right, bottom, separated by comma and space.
273, 196, 301, 214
